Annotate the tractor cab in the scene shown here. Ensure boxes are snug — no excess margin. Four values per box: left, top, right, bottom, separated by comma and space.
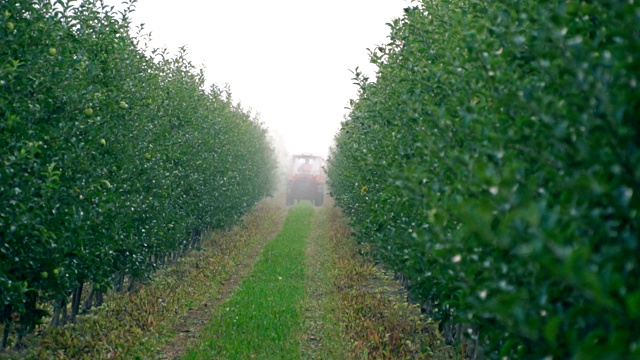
286, 154, 325, 206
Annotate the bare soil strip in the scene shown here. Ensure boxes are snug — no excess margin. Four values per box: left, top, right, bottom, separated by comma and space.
301, 207, 349, 360
325, 206, 455, 360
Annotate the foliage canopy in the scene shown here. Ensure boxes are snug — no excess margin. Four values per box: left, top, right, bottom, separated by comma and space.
0, 0, 275, 347
328, 0, 639, 358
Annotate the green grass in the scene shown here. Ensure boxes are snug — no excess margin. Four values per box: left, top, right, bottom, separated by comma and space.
184, 203, 314, 360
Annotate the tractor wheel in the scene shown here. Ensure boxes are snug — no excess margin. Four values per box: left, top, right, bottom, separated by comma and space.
314, 191, 324, 207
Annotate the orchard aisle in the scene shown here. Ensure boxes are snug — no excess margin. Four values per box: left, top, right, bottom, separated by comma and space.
182, 205, 314, 359
182, 203, 449, 360
0, 201, 451, 359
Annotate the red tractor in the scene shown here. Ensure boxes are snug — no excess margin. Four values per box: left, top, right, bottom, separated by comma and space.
286, 154, 325, 206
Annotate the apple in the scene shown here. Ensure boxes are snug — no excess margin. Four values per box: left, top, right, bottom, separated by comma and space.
48, 47, 57, 56
99, 138, 106, 146
40, 271, 48, 279
119, 101, 129, 109
84, 108, 93, 116
145, 153, 152, 160
6, 22, 14, 31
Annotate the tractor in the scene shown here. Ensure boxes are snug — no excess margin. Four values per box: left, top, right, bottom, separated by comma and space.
286, 154, 325, 206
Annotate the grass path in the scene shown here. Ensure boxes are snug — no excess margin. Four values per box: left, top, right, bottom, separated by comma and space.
154, 201, 287, 359
183, 204, 314, 359
185, 203, 449, 359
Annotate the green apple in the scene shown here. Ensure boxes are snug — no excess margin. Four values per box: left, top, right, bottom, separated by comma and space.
6, 22, 14, 31
40, 271, 48, 279
99, 138, 106, 146
48, 47, 57, 56
84, 108, 93, 116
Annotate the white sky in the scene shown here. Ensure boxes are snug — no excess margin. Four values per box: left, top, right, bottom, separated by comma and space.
105, 0, 409, 158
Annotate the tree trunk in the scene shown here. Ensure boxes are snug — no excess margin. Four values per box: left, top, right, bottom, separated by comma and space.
1, 321, 9, 350
190, 228, 200, 249
82, 287, 95, 313
61, 300, 68, 325
49, 299, 64, 328
69, 282, 83, 323
14, 329, 25, 350
95, 290, 104, 307
126, 276, 136, 292
114, 272, 125, 293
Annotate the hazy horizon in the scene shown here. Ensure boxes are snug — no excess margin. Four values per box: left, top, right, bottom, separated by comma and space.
103, 0, 410, 159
